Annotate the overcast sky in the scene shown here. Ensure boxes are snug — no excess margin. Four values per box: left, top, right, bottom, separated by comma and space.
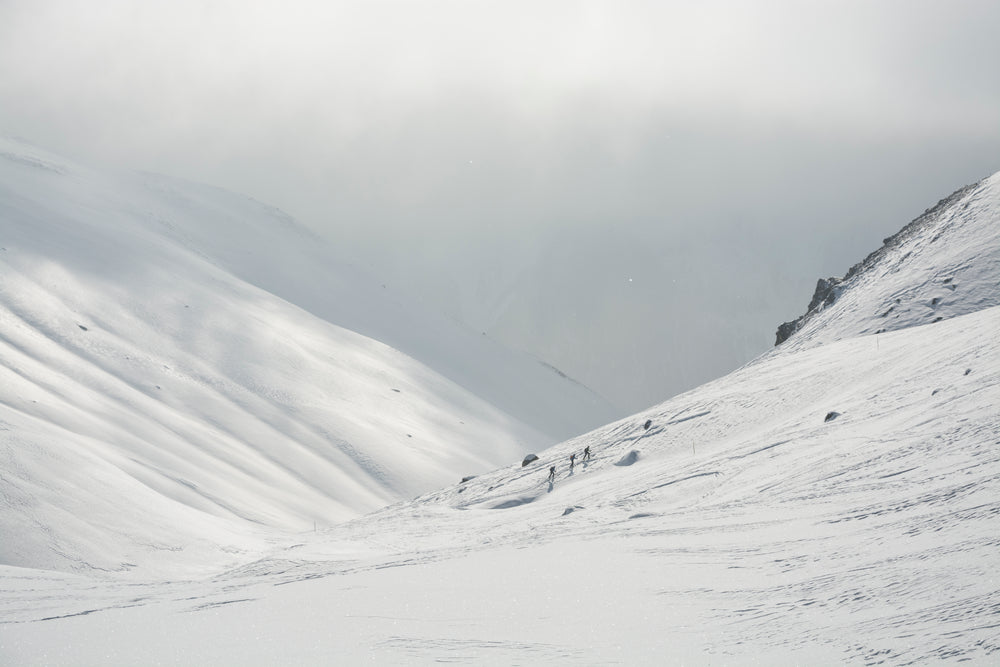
2, 1, 998, 412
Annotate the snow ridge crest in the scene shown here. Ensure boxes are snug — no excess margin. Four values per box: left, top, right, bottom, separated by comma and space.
775, 172, 1000, 347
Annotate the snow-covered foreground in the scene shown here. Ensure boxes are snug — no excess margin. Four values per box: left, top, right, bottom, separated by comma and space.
2, 302, 997, 664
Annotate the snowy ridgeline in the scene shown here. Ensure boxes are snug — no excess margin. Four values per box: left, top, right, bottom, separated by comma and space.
0, 139, 998, 665
776, 171, 1000, 348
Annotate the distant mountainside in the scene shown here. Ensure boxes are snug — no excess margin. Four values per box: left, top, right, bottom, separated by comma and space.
0, 137, 613, 573
775, 172, 1000, 347
129, 170, 618, 440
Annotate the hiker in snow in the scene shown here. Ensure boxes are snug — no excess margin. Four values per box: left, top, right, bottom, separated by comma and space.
569, 453, 576, 470
582, 446, 592, 462
548, 466, 556, 483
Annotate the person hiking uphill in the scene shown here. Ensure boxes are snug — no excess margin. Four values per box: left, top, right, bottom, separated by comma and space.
582, 445, 592, 462
569, 453, 576, 470
548, 466, 556, 483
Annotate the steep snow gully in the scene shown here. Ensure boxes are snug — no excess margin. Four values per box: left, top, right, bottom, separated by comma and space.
1, 149, 998, 664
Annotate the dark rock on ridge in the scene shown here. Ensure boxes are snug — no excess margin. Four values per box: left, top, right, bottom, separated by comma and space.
775, 181, 979, 346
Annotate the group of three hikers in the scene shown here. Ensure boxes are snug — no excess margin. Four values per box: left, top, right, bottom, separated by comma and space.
547, 419, 652, 484
548, 446, 591, 483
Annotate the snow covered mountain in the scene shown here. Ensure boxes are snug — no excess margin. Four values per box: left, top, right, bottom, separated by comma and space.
0, 163, 997, 664
776, 172, 1000, 347
0, 136, 614, 573
127, 170, 618, 441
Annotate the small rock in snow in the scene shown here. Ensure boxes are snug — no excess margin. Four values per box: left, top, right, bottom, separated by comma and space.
615, 450, 640, 466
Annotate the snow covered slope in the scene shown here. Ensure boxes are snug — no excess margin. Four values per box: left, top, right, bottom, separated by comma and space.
2, 277, 997, 665
0, 161, 996, 664
131, 170, 617, 441
0, 137, 610, 574
776, 171, 1000, 348
3, 138, 616, 442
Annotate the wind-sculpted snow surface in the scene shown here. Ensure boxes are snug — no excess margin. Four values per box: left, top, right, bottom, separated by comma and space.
2, 304, 997, 664
776, 171, 1000, 348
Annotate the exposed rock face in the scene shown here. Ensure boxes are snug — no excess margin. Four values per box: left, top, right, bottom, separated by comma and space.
776, 277, 842, 345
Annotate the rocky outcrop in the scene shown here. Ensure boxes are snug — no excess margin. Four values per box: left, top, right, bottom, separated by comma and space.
774, 180, 982, 347
775, 277, 842, 345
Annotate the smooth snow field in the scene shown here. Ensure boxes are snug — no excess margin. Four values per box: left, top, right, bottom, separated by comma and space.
1, 138, 998, 665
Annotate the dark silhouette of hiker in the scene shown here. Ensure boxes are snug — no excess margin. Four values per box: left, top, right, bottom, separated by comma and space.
582, 446, 592, 462
548, 466, 556, 483
643, 419, 652, 430
569, 453, 576, 470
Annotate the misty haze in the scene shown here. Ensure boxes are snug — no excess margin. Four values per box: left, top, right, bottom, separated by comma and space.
3, 0, 998, 411
1, 1, 998, 664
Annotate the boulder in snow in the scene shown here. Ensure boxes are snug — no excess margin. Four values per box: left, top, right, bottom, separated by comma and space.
615, 450, 640, 466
